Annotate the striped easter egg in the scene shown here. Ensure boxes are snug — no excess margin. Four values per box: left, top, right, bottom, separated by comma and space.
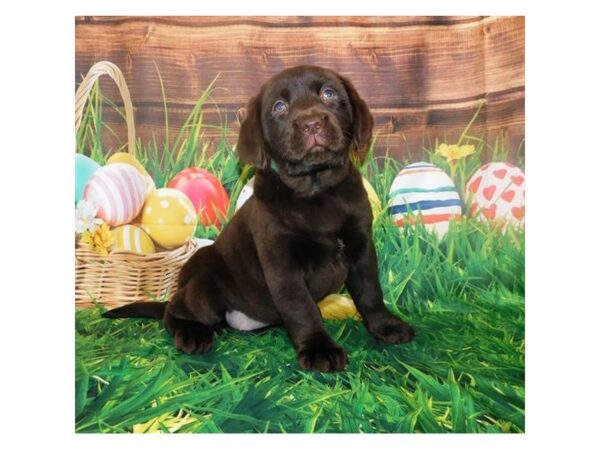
106, 152, 156, 196
389, 162, 462, 237
83, 163, 147, 227
111, 224, 156, 255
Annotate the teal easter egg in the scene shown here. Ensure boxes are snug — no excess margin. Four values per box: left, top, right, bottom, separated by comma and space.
75, 154, 100, 203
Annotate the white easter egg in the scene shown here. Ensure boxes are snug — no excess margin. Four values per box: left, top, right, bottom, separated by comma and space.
389, 162, 462, 237
235, 176, 255, 211
196, 238, 215, 248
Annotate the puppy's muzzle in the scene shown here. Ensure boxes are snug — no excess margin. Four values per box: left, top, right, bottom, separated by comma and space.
293, 108, 333, 151
297, 113, 325, 137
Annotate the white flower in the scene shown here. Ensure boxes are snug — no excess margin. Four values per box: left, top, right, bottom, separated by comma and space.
75, 200, 104, 235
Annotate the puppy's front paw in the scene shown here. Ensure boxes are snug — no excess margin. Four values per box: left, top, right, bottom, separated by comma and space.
297, 338, 348, 372
368, 316, 415, 344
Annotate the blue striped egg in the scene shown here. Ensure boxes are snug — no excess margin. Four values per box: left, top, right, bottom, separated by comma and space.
389, 162, 462, 237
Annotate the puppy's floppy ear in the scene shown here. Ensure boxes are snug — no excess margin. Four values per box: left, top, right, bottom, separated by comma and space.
236, 94, 269, 170
339, 75, 374, 154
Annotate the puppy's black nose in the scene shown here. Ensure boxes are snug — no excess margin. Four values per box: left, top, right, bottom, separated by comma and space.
299, 115, 324, 136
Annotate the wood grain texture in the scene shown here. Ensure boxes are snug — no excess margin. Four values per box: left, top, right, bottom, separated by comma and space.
75, 16, 524, 161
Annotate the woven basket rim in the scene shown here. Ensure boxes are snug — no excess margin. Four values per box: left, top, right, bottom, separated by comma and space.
75, 236, 207, 257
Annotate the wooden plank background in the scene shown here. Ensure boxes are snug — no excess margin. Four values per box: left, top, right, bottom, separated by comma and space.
75, 16, 525, 161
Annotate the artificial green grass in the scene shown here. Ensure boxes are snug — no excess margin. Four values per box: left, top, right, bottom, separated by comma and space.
75, 77, 524, 433
75, 215, 524, 433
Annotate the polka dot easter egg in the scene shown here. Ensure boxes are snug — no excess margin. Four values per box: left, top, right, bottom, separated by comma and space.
83, 163, 147, 227
141, 188, 198, 249
466, 162, 525, 226
111, 224, 156, 255
389, 162, 462, 237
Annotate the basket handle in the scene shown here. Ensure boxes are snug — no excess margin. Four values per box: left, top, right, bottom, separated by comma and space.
75, 61, 136, 154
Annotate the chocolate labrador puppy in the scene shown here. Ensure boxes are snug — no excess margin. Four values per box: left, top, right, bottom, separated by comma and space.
104, 66, 414, 372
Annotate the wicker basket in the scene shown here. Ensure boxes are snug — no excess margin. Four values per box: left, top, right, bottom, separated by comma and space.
75, 61, 203, 309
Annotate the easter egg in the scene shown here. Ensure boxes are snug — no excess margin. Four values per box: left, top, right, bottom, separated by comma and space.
196, 238, 215, 248
235, 176, 255, 211
389, 162, 462, 237
111, 225, 156, 255
107, 152, 155, 195
168, 168, 230, 228
83, 163, 147, 227
466, 162, 525, 226
362, 177, 382, 220
107, 152, 146, 175
141, 188, 198, 249
75, 154, 100, 203
318, 294, 361, 320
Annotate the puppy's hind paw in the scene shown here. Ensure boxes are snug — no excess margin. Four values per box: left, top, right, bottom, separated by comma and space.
174, 324, 214, 354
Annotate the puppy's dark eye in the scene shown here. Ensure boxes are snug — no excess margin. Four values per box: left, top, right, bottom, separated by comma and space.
272, 100, 288, 115
321, 88, 336, 101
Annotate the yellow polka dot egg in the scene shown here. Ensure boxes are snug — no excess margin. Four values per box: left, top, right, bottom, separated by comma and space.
111, 225, 156, 255
141, 188, 198, 249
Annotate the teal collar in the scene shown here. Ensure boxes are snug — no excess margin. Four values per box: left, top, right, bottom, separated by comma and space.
269, 159, 321, 191
270, 158, 280, 174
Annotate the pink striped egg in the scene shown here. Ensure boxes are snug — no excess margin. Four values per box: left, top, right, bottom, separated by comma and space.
83, 163, 147, 226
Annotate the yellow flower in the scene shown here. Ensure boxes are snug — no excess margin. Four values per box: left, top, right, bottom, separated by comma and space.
133, 410, 197, 434
436, 143, 476, 162
80, 223, 114, 256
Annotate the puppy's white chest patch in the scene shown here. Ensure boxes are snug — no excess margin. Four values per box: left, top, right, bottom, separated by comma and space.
225, 310, 269, 331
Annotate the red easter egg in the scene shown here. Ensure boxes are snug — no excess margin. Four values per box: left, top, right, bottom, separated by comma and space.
168, 168, 230, 228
